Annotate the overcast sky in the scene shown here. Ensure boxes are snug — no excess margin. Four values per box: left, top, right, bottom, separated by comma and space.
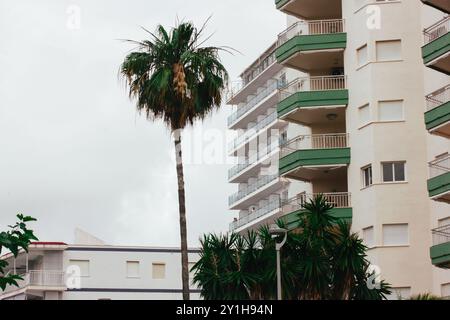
0, 0, 286, 247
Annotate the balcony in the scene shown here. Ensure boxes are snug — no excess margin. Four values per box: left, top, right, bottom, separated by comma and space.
230, 197, 282, 233
276, 19, 346, 72
281, 192, 352, 230
227, 43, 283, 105
228, 174, 287, 210
428, 155, 450, 203
228, 112, 287, 155
430, 225, 450, 269
425, 85, 450, 137
228, 80, 282, 129
278, 75, 348, 125
279, 133, 350, 181
275, 0, 342, 20
1, 271, 66, 298
422, 16, 450, 74
228, 139, 282, 183
421, 0, 450, 14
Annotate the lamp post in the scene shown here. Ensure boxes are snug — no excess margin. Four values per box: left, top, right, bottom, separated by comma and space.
269, 224, 288, 300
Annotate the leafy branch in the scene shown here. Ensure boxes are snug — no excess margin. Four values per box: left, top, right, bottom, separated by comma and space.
0, 214, 38, 291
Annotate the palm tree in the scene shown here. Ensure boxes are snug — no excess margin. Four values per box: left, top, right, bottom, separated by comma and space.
120, 21, 228, 300
192, 195, 391, 300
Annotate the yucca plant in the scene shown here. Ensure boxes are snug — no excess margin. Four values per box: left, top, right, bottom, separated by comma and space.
120, 20, 229, 300
192, 194, 391, 300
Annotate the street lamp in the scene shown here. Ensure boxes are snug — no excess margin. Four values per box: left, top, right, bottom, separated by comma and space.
269, 224, 288, 300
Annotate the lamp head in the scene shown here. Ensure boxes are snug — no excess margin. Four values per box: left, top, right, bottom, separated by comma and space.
269, 224, 288, 238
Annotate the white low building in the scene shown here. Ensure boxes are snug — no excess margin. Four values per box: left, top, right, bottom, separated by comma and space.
0, 232, 201, 300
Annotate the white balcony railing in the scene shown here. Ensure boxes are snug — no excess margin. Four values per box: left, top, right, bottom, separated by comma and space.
424, 16, 449, 45
228, 80, 283, 127
228, 138, 284, 180
429, 155, 450, 179
2, 270, 65, 294
281, 133, 349, 158
229, 174, 279, 206
283, 192, 352, 213
228, 112, 278, 152
432, 224, 450, 246
278, 19, 346, 47
426, 85, 450, 111
279, 75, 347, 101
230, 197, 282, 232
242, 50, 277, 87
226, 46, 277, 102
28, 270, 65, 287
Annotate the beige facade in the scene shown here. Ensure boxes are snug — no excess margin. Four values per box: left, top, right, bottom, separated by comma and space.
228, 0, 449, 298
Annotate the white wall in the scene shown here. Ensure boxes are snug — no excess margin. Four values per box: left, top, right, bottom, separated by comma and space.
62, 247, 200, 300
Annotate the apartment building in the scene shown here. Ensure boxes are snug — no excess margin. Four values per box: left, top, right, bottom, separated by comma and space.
227, 0, 449, 298
0, 240, 200, 300
421, 0, 450, 298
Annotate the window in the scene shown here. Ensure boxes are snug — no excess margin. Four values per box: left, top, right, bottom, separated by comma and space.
152, 263, 166, 279
382, 162, 406, 182
362, 165, 373, 188
442, 283, 450, 298
126, 261, 140, 278
387, 287, 411, 300
382, 224, 409, 246
359, 104, 371, 126
69, 260, 90, 277
357, 44, 368, 67
376, 40, 402, 61
280, 131, 287, 144
363, 226, 374, 248
279, 73, 287, 87
378, 100, 403, 121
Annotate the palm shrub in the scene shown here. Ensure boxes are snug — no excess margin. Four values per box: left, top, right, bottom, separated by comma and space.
192, 194, 391, 300
120, 21, 228, 300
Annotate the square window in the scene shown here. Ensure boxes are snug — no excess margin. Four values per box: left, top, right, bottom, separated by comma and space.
382, 162, 406, 182
126, 261, 140, 278
383, 224, 409, 246
378, 100, 403, 121
376, 40, 402, 62
69, 260, 90, 277
152, 263, 166, 279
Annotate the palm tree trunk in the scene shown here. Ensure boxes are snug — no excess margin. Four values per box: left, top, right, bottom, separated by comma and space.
173, 130, 190, 300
